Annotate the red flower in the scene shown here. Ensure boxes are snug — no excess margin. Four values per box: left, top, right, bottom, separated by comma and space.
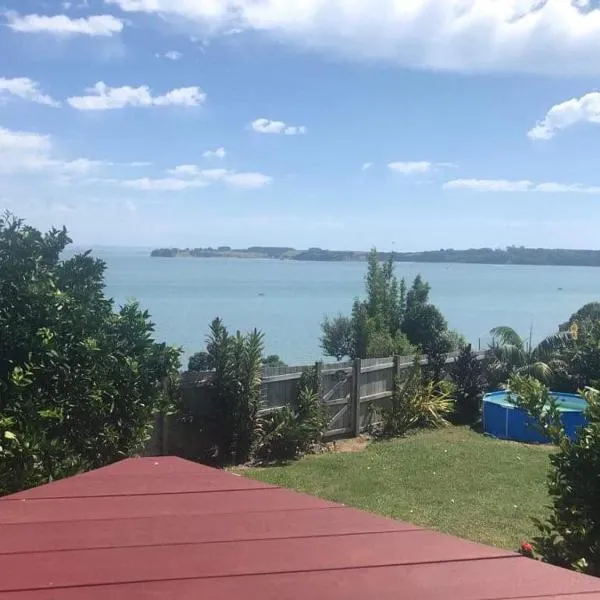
520, 541, 534, 555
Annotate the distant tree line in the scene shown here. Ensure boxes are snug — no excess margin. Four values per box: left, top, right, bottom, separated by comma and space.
151, 245, 600, 267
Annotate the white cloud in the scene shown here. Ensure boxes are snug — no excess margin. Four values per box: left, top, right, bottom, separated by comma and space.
121, 177, 209, 191
164, 50, 183, 60
7, 13, 123, 36
0, 127, 51, 153
103, 0, 600, 75
168, 164, 200, 177
534, 182, 600, 194
528, 92, 600, 140
361, 162, 373, 171
0, 77, 59, 107
224, 172, 272, 189
0, 126, 108, 175
443, 179, 532, 192
129, 165, 270, 190
251, 118, 306, 135
443, 179, 600, 194
67, 82, 206, 110
203, 147, 226, 159
388, 161, 433, 175
202, 168, 229, 180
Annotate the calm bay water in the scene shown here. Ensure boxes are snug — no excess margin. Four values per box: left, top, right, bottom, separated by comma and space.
92, 248, 600, 365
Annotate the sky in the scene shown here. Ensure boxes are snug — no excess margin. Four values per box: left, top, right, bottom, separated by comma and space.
3, 0, 600, 250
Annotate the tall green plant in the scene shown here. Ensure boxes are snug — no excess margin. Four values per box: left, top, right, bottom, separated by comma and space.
508, 375, 600, 576
205, 318, 264, 464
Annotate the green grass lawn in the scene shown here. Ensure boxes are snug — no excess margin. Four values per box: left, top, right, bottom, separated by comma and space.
239, 427, 553, 550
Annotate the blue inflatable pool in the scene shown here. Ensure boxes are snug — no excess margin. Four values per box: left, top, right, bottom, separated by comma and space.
483, 391, 588, 443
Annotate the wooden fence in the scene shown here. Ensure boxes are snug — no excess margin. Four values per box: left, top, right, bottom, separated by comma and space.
148, 351, 487, 457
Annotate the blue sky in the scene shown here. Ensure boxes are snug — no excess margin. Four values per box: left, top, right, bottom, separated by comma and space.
3, 0, 600, 250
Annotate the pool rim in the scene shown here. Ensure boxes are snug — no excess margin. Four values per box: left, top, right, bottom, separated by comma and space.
483, 390, 586, 412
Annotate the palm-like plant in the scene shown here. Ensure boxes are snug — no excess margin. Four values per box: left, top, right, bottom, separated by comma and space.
488, 326, 570, 388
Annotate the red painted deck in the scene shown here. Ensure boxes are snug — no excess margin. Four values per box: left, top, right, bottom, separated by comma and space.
1, 457, 599, 599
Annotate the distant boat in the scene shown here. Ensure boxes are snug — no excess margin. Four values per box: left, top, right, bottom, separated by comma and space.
258, 293, 265, 297
558, 287, 563, 291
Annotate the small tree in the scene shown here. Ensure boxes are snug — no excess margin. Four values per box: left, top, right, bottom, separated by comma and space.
508, 375, 600, 576
451, 344, 487, 425
188, 351, 213, 372
321, 315, 353, 360
205, 318, 264, 464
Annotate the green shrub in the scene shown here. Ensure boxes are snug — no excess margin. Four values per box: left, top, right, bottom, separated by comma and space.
254, 374, 327, 462
509, 375, 600, 576
379, 359, 455, 437
0, 214, 181, 495
451, 344, 487, 425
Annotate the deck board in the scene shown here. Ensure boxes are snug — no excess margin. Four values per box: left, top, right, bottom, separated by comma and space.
1, 456, 599, 599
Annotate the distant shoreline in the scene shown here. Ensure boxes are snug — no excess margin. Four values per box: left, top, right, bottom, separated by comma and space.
150, 246, 600, 268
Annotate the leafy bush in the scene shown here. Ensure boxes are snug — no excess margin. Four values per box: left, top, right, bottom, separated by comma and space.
204, 318, 264, 465
0, 214, 180, 496
451, 344, 487, 425
559, 303, 600, 332
254, 385, 327, 462
263, 354, 286, 367
188, 351, 213, 372
379, 359, 455, 437
563, 321, 600, 390
508, 375, 600, 576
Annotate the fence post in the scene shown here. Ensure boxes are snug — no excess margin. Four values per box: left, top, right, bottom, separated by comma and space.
393, 355, 401, 380
314, 360, 323, 399
352, 358, 362, 437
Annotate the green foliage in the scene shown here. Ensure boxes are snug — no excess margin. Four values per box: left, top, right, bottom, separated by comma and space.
321, 250, 454, 362
365, 329, 413, 359
297, 365, 321, 397
379, 359, 455, 437
558, 320, 600, 391
205, 318, 264, 465
451, 345, 487, 425
188, 351, 213, 372
508, 375, 600, 576
0, 214, 181, 496
560, 303, 600, 332
320, 315, 353, 360
487, 326, 568, 388
263, 355, 286, 367
254, 385, 327, 463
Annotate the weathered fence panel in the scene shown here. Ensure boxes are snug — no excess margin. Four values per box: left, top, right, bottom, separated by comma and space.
146, 351, 488, 456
